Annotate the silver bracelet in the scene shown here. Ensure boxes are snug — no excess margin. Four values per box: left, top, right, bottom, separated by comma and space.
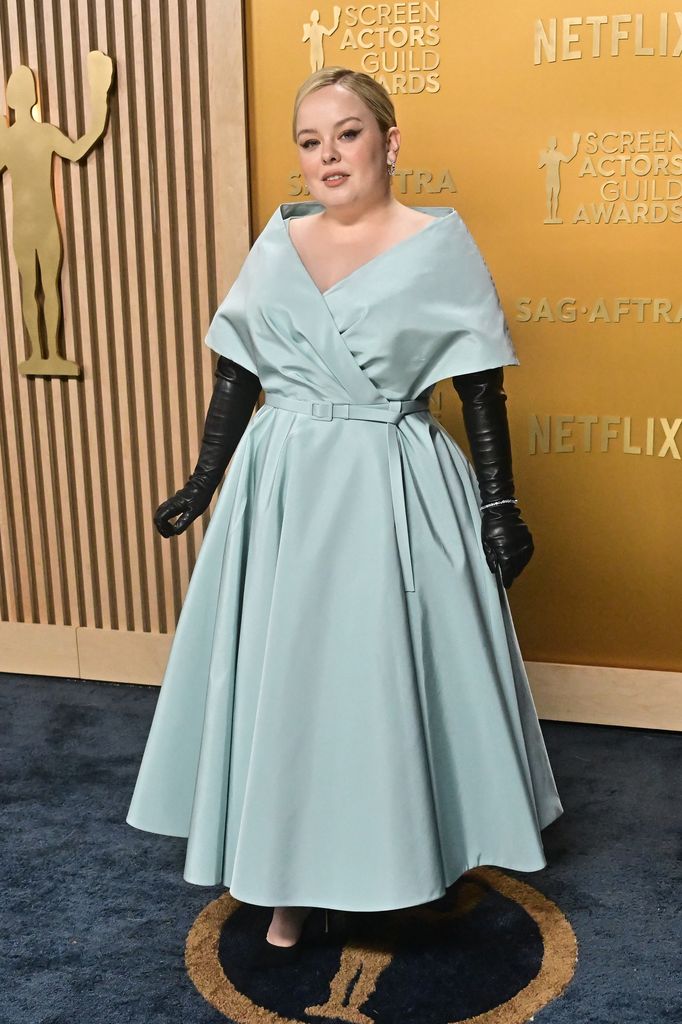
480, 498, 518, 511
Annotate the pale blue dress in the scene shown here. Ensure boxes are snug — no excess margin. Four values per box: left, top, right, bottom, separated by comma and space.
126, 200, 563, 911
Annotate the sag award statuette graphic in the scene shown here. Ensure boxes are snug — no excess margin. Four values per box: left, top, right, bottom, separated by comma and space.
302, 6, 342, 71
0, 50, 114, 378
539, 133, 580, 224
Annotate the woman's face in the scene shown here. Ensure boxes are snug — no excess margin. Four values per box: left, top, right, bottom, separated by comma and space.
295, 83, 398, 209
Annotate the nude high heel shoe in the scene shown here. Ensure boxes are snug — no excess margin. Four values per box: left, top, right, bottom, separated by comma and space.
250, 907, 331, 968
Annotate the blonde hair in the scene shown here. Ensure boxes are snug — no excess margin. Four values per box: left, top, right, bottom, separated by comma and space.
291, 67, 397, 143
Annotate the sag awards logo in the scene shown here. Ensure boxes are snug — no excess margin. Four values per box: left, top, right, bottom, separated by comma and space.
538, 130, 682, 224
184, 867, 577, 1024
301, 3, 442, 92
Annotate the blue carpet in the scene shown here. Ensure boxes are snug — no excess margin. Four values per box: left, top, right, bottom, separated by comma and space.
0, 671, 679, 1023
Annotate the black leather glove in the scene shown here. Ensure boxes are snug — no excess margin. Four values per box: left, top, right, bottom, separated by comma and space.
451, 366, 533, 589
154, 356, 261, 538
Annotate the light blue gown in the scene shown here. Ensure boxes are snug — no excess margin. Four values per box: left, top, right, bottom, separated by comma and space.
126, 200, 563, 911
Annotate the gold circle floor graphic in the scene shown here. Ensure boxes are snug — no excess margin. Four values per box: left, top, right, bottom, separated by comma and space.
185, 867, 578, 1024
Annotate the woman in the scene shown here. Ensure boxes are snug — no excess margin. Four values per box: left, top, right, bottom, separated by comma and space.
126, 67, 563, 964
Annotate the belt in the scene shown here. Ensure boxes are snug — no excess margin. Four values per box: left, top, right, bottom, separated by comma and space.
263, 393, 430, 592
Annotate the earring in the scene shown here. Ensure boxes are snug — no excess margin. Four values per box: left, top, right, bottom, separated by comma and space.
387, 161, 396, 176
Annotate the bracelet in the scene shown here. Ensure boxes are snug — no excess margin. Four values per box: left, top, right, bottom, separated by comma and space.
480, 498, 518, 511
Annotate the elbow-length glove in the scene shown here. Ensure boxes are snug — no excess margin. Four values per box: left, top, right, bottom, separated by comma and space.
154, 356, 262, 538
451, 366, 534, 589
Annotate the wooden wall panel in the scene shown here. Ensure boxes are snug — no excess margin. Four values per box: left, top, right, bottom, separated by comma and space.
0, 0, 250, 641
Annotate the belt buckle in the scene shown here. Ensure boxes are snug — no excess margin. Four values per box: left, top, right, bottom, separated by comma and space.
311, 401, 333, 420
385, 399, 404, 424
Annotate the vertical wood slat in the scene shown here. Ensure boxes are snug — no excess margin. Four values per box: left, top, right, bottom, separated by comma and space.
34, 1, 72, 626
146, 0, 185, 620
183, 0, 213, 574
122, 0, 176, 634
58, 3, 102, 628
39, 2, 86, 626
108, 0, 161, 634
27, 1, 59, 626
88, 0, 147, 632
0, 0, 250, 643
83, 0, 132, 631
42, 0, 96, 628
162, 0, 198, 587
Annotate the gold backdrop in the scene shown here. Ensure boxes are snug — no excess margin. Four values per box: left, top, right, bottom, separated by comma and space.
246, 1, 681, 674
